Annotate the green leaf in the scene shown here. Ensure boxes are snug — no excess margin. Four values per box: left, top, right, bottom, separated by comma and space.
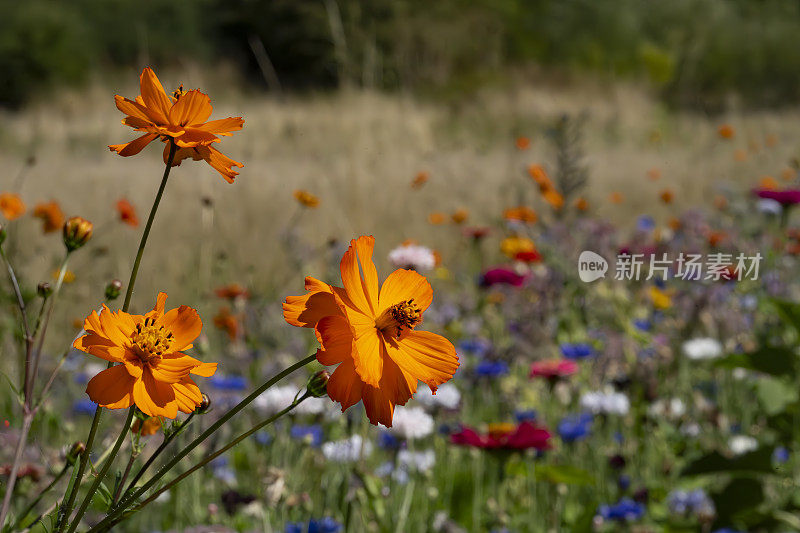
712, 477, 764, 525
756, 377, 799, 415
681, 446, 776, 476
773, 299, 800, 336
534, 464, 594, 486
715, 346, 796, 377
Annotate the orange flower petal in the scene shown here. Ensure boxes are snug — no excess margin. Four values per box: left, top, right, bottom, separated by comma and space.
173, 377, 203, 413
195, 117, 244, 136
157, 306, 202, 351
133, 371, 178, 418
314, 315, 353, 366
326, 357, 364, 411
351, 325, 383, 387
109, 133, 158, 157
168, 89, 212, 127
378, 350, 417, 405
73, 333, 126, 363
378, 269, 433, 315
387, 330, 459, 393
174, 128, 219, 148
340, 236, 380, 317
86, 365, 136, 409
150, 356, 197, 384
283, 278, 341, 328
202, 145, 243, 183
361, 385, 395, 427
139, 67, 172, 124
113, 95, 154, 123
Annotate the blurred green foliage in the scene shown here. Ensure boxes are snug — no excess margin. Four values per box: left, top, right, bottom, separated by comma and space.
2, 0, 800, 108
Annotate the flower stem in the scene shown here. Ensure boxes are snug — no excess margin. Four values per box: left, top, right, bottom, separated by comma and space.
55, 140, 178, 532
7, 463, 68, 532
95, 354, 316, 531
121, 413, 195, 500
92, 394, 310, 532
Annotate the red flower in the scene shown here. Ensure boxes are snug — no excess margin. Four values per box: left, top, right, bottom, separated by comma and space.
529, 359, 578, 380
480, 267, 527, 288
514, 250, 541, 263
116, 198, 139, 227
450, 422, 552, 450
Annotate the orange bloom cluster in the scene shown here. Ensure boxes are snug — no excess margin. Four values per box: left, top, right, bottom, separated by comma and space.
116, 198, 139, 227
503, 206, 537, 224
73, 293, 217, 418
411, 171, 429, 190
109, 67, 244, 183
527, 165, 564, 210
0, 193, 25, 220
293, 190, 320, 208
283, 236, 459, 426
32, 202, 65, 233
717, 124, 735, 139
213, 306, 241, 340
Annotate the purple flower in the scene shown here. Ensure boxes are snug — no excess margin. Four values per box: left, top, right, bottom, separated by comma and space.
480, 267, 527, 287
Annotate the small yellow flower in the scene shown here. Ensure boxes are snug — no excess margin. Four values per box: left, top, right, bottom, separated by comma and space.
648, 286, 672, 310
53, 270, 76, 284
293, 190, 320, 208
500, 236, 535, 258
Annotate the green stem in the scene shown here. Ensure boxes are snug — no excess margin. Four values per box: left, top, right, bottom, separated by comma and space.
121, 412, 195, 499
55, 140, 178, 532
66, 408, 134, 532
95, 354, 316, 531
94, 394, 309, 532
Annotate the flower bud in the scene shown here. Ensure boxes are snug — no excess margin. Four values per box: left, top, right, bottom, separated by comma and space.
37, 282, 52, 298
66, 441, 85, 465
105, 279, 123, 301
63, 216, 93, 252
195, 394, 212, 414
306, 370, 330, 398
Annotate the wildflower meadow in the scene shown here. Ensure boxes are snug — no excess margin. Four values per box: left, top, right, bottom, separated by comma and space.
3, 3, 800, 532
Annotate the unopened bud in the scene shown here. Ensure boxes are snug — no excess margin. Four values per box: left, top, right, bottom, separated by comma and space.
195, 394, 211, 414
63, 216, 93, 252
105, 279, 123, 301
307, 370, 330, 398
37, 282, 52, 298
66, 441, 85, 465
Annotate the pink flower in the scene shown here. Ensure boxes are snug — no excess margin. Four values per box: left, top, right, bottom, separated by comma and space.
450, 422, 552, 450
480, 267, 527, 287
529, 359, 578, 380
754, 188, 800, 206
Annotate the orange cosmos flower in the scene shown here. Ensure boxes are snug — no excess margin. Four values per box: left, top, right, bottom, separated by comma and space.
428, 212, 446, 225
609, 192, 624, 204
503, 206, 537, 224
411, 171, 429, 190
659, 189, 674, 204
283, 236, 459, 427
294, 189, 320, 208
574, 197, 589, 211
109, 67, 244, 183
116, 198, 139, 227
132, 416, 163, 436
0, 193, 25, 220
33, 202, 64, 233
73, 292, 217, 418
647, 168, 662, 181
527, 164, 553, 189
542, 188, 564, 210
214, 283, 249, 300
758, 176, 779, 190
451, 208, 469, 224
515, 136, 531, 150
213, 306, 241, 340
717, 124, 735, 139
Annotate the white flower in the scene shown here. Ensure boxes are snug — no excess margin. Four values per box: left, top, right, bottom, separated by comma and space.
383, 406, 434, 439
414, 383, 461, 410
254, 385, 330, 416
398, 449, 436, 473
322, 434, 373, 462
388, 244, 436, 272
648, 397, 686, 419
682, 338, 723, 360
757, 198, 783, 216
729, 435, 758, 455
579, 390, 630, 416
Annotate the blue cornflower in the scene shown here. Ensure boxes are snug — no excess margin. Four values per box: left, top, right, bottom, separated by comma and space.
558, 413, 593, 443
474, 359, 509, 377
72, 399, 98, 415
667, 489, 715, 517
291, 425, 323, 447
633, 318, 651, 332
255, 432, 272, 446
210, 374, 248, 391
458, 338, 492, 357
514, 410, 537, 422
377, 431, 400, 450
285, 517, 343, 533
773, 446, 790, 464
636, 215, 656, 232
560, 343, 594, 360
597, 498, 646, 521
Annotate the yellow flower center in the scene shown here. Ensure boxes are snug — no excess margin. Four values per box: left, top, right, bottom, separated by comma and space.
488, 423, 516, 439
131, 317, 173, 363
375, 299, 422, 337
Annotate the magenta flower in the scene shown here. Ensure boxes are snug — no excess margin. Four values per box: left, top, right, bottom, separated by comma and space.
529, 359, 579, 380
754, 188, 800, 206
450, 421, 552, 450
480, 267, 527, 287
